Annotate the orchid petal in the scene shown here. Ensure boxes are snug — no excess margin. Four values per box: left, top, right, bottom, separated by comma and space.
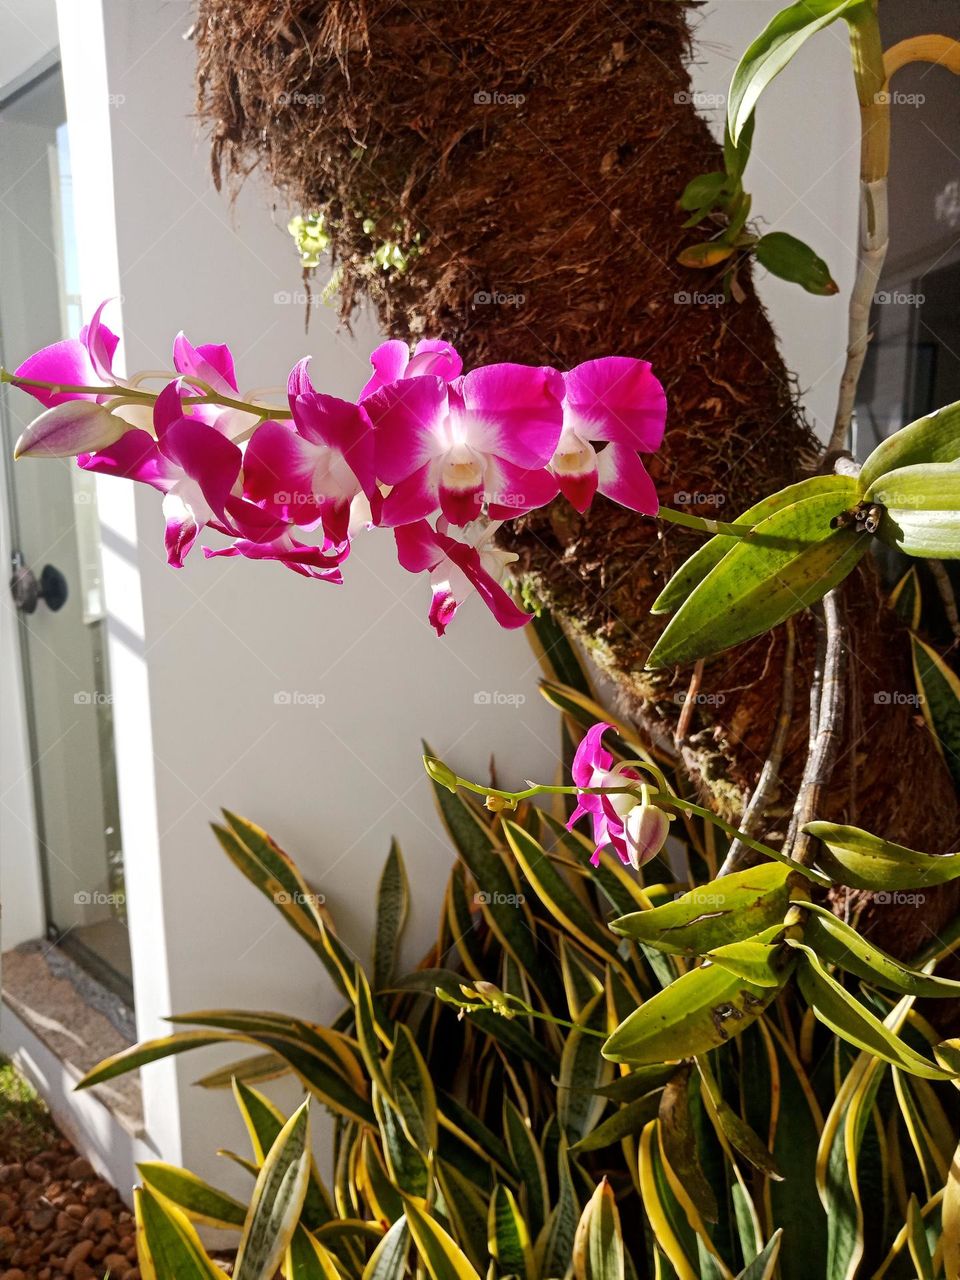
380, 463, 440, 527
459, 363, 564, 468
291, 393, 376, 496
173, 333, 238, 395
563, 356, 667, 449
367, 376, 448, 484
485, 458, 560, 520
596, 444, 659, 514
358, 340, 410, 401
80, 300, 121, 382
13, 340, 102, 408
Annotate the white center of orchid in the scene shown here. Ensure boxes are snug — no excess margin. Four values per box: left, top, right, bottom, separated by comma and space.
440, 442, 485, 492
550, 426, 596, 477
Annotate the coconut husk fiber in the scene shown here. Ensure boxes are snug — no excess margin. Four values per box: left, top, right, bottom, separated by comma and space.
193, 0, 960, 957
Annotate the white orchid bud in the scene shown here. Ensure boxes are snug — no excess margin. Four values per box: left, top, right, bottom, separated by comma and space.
623, 785, 672, 870
14, 400, 129, 459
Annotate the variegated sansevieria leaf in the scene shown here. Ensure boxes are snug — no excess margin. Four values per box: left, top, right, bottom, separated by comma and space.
791, 945, 957, 1080
647, 488, 867, 668
609, 863, 792, 956
912, 635, 960, 786
233, 1098, 312, 1280
135, 1162, 246, 1229
860, 397, 960, 492
637, 1120, 726, 1280
603, 946, 792, 1065
865, 463, 960, 558
735, 1230, 782, 1280
134, 1185, 224, 1279
362, 1217, 410, 1280
797, 899, 960, 997
286, 1223, 346, 1279
572, 1179, 625, 1280
373, 838, 408, 990
488, 1184, 535, 1280
727, 0, 871, 143
803, 820, 960, 889
400, 1193, 483, 1280
942, 1137, 960, 1280
888, 565, 922, 630
652, 475, 858, 616
558, 991, 613, 1144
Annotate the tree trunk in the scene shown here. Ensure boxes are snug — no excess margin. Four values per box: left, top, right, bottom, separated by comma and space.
195, 0, 960, 957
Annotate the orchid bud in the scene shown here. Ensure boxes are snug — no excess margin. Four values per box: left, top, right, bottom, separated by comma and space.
14, 400, 129, 459
623, 786, 672, 870
423, 754, 458, 793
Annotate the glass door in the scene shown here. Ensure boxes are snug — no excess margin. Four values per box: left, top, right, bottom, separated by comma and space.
0, 61, 132, 1002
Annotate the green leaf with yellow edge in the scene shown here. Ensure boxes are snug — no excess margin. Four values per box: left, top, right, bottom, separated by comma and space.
362, 1218, 409, 1280
912, 635, 960, 786
388, 1023, 438, 1152
135, 1163, 246, 1229
865, 463, 960, 558
652, 476, 857, 616
571, 1088, 664, 1154
803, 820, 960, 889
194, 1052, 289, 1090
859, 398, 960, 492
658, 1067, 718, 1224
727, 0, 869, 143
436, 1163, 492, 1272
286, 1225, 346, 1280
373, 839, 408, 990
573, 1179, 625, 1280
503, 1101, 549, 1238
603, 951, 790, 1066
78, 1030, 235, 1090
754, 232, 837, 295
697, 1056, 782, 1181
942, 1138, 960, 1280
648, 489, 867, 668
134, 1185, 224, 1280
637, 1120, 711, 1280
735, 1231, 782, 1280
907, 1194, 936, 1280
542, 1141, 580, 1279
798, 899, 960, 997
791, 944, 956, 1080
888, 566, 922, 630
706, 929, 787, 987
488, 1185, 535, 1280
609, 863, 791, 955
234, 1098, 312, 1280
558, 991, 613, 1144
401, 1194, 483, 1280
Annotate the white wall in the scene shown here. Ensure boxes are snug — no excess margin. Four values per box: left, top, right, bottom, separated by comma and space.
49, 0, 857, 1190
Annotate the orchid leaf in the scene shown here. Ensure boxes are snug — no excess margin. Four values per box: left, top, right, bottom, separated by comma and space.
647, 488, 868, 668
570, 1089, 664, 1154
652, 475, 857, 616
859, 398, 960, 491
754, 232, 837, 295
727, 0, 869, 143
803, 820, 960, 889
609, 863, 791, 955
865, 463, 960, 558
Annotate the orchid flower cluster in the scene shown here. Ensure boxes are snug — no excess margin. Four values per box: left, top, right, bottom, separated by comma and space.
8, 304, 667, 635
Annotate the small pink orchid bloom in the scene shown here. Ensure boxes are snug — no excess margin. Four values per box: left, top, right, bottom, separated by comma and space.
395, 517, 529, 635
243, 358, 379, 546
568, 722, 671, 869
13, 300, 121, 408
359, 338, 462, 401
550, 356, 666, 514
367, 363, 563, 527
78, 380, 243, 568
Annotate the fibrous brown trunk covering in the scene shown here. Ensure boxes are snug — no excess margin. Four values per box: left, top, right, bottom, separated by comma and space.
195, 0, 959, 956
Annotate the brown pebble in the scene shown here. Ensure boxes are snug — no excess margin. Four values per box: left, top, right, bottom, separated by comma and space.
104, 1254, 129, 1278
64, 1239, 94, 1271
66, 1159, 93, 1182
1, 1269, 26, 1280
28, 1207, 56, 1231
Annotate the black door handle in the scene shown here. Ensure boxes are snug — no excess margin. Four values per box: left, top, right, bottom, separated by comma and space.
10, 553, 69, 614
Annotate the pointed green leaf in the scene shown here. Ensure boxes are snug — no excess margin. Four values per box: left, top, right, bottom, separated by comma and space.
134, 1185, 223, 1279
362, 1217, 410, 1280
803, 820, 960, 889
234, 1098, 312, 1280
648, 489, 867, 668
503, 1101, 549, 1238
573, 1179, 625, 1280
286, 1225, 345, 1280
658, 1068, 717, 1224
374, 839, 408, 990
652, 476, 856, 616
754, 232, 837, 295
865, 463, 960, 558
913, 635, 960, 785
558, 992, 613, 1143
859, 398, 960, 492
542, 1141, 580, 1280
136, 1163, 246, 1229
489, 1185, 535, 1280
401, 1194, 483, 1280
736, 1231, 782, 1280
609, 864, 791, 955
889, 566, 922, 629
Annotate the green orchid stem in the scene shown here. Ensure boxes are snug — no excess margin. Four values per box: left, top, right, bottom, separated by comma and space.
427, 756, 830, 886
656, 506, 752, 538
1, 369, 290, 422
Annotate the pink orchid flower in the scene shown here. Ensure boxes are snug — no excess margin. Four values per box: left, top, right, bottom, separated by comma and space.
395, 517, 529, 635
78, 380, 243, 568
242, 358, 379, 547
568, 722, 671, 869
549, 356, 667, 514
358, 338, 462, 401
366, 363, 563, 527
14, 300, 120, 409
